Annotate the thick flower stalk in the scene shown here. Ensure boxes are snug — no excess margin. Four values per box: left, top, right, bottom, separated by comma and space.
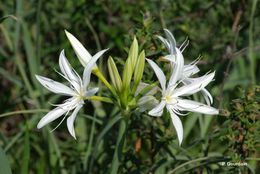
158, 29, 213, 105
146, 47, 218, 145
36, 50, 105, 139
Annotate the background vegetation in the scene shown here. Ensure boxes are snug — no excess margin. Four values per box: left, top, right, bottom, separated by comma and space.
0, 0, 259, 173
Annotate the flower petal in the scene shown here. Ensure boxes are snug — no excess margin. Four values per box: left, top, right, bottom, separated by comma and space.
201, 88, 213, 105
83, 49, 108, 88
148, 100, 166, 116
59, 50, 82, 92
37, 107, 68, 129
173, 72, 215, 97
183, 64, 200, 78
146, 59, 166, 91
85, 87, 99, 96
168, 108, 183, 145
66, 104, 83, 139
65, 30, 92, 66
176, 98, 219, 115
164, 29, 177, 55
92, 49, 109, 62
168, 48, 184, 88
157, 35, 171, 52
35, 75, 76, 96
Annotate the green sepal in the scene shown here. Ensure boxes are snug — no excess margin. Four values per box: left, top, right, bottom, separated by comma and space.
107, 56, 122, 91
133, 50, 145, 93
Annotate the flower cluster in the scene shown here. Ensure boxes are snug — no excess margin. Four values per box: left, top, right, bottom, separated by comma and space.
36, 29, 218, 145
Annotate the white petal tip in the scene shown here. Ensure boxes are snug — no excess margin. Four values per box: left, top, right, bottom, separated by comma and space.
37, 121, 44, 129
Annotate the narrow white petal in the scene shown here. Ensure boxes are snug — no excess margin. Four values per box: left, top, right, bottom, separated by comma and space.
168, 48, 184, 88
85, 87, 99, 96
148, 100, 166, 117
59, 50, 81, 92
55, 97, 80, 110
173, 72, 215, 97
65, 30, 92, 66
146, 59, 166, 91
35, 75, 76, 96
176, 99, 219, 115
157, 35, 171, 52
167, 107, 183, 145
66, 104, 83, 139
82, 49, 108, 88
92, 49, 109, 62
201, 88, 213, 105
37, 107, 68, 129
164, 29, 177, 54
163, 55, 176, 63
183, 64, 200, 78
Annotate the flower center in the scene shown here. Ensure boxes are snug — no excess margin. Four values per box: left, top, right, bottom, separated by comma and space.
164, 94, 177, 105
77, 88, 85, 100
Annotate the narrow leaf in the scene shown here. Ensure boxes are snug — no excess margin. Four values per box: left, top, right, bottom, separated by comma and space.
0, 146, 12, 174
21, 124, 30, 174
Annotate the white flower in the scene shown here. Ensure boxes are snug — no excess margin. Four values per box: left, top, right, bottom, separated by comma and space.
65, 30, 107, 68
36, 50, 105, 139
157, 29, 213, 105
146, 48, 218, 145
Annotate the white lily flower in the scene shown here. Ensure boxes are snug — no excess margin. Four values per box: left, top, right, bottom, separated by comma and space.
146, 49, 218, 145
36, 50, 103, 139
65, 30, 108, 68
157, 29, 213, 105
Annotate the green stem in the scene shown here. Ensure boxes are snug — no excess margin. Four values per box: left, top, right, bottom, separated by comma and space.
88, 96, 113, 104
167, 156, 228, 174
93, 70, 117, 97
0, 109, 48, 118
110, 117, 128, 174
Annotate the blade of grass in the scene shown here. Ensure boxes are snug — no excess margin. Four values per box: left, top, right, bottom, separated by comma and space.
248, 0, 258, 84
0, 15, 17, 23
21, 123, 30, 174
83, 113, 97, 171
110, 115, 128, 174
0, 145, 12, 174
0, 67, 22, 87
47, 127, 67, 174
22, 22, 40, 89
89, 114, 121, 172
0, 109, 48, 118
14, 0, 38, 107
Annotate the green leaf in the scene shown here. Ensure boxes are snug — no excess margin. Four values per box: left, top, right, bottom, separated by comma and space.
22, 22, 40, 89
0, 15, 17, 23
133, 50, 145, 93
107, 56, 122, 91
0, 146, 12, 174
21, 124, 30, 174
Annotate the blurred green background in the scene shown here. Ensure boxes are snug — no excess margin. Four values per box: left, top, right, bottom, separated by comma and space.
0, 0, 259, 173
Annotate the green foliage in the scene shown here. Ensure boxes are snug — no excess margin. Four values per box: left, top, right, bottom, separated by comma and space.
220, 86, 260, 161
0, 0, 259, 174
